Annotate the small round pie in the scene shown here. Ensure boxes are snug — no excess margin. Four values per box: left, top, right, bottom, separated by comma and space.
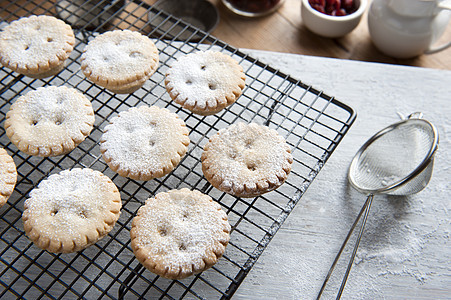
0, 148, 17, 208
4, 86, 95, 157
22, 168, 122, 253
0, 15, 75, 78
202, 122, 293, 198
100, 105, 190, 181
165, 51, 246, 115
81, 29, 159, 94
130, 188, 231, 279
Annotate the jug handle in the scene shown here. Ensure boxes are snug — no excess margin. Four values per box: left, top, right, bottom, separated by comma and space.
424, 1, 451, 54
425, 41, 451, 54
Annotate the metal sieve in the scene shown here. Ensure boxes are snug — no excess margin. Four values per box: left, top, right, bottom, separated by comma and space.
317, 112, 439, 299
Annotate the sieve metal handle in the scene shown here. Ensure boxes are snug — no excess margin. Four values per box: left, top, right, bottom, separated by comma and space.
397, 111, 423, 120
317, 194, 374, 300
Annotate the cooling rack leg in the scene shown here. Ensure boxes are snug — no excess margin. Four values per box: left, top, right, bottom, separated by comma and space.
118, 264, 144, 299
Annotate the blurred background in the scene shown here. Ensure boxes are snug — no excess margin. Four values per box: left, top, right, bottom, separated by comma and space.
3, 0, 451, 69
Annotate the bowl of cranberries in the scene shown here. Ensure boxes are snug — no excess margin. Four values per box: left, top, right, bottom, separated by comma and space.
301, 0, 367, 38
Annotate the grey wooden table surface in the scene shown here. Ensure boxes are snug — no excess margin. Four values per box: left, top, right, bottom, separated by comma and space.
234, 50, 451, 299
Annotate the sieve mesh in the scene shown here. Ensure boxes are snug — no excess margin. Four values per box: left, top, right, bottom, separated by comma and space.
349, 119, 437, 195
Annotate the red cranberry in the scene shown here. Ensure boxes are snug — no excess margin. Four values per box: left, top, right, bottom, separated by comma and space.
309, 0, 357, 16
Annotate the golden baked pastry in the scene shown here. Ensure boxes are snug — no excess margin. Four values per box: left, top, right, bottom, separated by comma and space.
0, 15, 75, 78
130, 188, 231, 279
81, 29, 159, 94
4, 86, 95, 157
100, 105, 190, 181
0, 148, 17, 208
22, 168, 122, 253
202, 122, 293, 197
165, 51, 245, 115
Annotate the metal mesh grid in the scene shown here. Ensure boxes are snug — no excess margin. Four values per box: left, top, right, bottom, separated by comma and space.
0, 1, 356, 299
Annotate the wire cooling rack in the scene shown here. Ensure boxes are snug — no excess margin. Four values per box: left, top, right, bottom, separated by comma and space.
0, 1, 356, 299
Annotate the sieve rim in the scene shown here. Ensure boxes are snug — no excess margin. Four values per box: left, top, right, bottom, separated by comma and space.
348, 118, 439, 195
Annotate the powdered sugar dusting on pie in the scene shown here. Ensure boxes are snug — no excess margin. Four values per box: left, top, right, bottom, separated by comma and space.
81, 30, 159, 93
202, 122, 293, 197
22, 168, 122, 253
165, 51, 245, 115
4, 86, 95, 157
0, 15, 74, 78
0, 148, 17, 208
100, 105, 190, 181
131, 188, 230, 279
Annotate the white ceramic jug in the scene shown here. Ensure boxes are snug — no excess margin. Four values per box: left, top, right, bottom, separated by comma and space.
368, 0, 451, 58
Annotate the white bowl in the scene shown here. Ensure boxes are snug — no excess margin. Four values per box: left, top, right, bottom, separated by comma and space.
301, 0, 367, 38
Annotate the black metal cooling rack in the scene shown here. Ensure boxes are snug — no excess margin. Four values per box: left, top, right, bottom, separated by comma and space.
0, 1, 356, 299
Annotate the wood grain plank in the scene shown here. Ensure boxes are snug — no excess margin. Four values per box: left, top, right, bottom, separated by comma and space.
211, 0, 451, 70
1, 0, 450, 69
